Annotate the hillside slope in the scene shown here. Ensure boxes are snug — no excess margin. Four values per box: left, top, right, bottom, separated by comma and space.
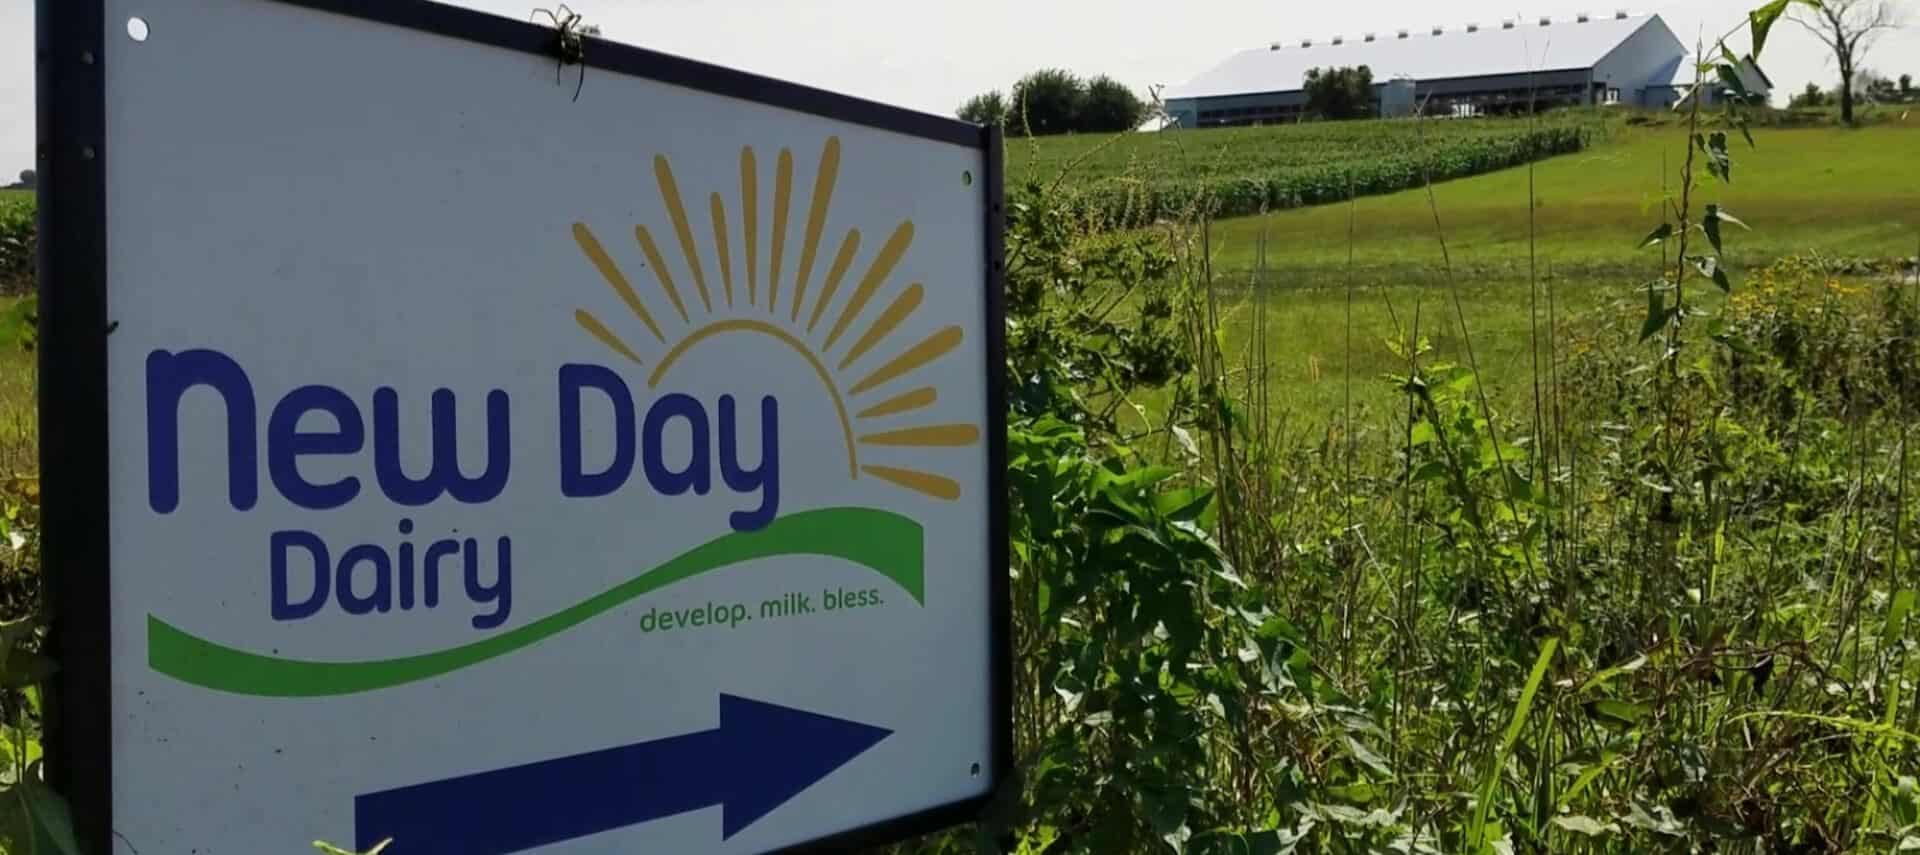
1200, 120, 1920, 276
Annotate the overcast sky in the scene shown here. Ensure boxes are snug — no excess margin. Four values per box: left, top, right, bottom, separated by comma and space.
3, 0, 1916, 178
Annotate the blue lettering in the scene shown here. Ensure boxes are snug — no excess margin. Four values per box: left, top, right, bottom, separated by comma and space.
717, 395, 780, 532
422, 538, 459, 609
396, 519, 416, 609
642, 393, 711, 496
336, 544, 393, 615
268, 385, 364, 510
465, 537, 513, 630
270, 530, 330, 621
372, 388, 511, 506
147, 349, 258, 512
558, 364, 635, 497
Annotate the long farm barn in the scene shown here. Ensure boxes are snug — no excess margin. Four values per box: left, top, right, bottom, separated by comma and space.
1164, 12, 1772, 126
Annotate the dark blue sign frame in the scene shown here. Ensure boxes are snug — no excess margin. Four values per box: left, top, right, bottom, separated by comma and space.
36, 1, 1010, 851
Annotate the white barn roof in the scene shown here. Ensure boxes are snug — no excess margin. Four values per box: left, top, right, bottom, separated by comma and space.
1168, 14, 1663, 100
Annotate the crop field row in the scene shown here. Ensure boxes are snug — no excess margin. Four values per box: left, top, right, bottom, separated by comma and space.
1005, 114, 1597, 226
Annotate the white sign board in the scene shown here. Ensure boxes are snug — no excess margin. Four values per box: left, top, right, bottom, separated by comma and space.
37, 0, 1007, 852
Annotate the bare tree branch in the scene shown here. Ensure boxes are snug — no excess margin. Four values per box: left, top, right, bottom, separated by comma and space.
1791, 0, 1908, 123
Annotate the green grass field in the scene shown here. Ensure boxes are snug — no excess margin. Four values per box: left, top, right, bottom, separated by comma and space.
1201, 122, 1920, 278
0, 298, 33, 477
1054, 117, 1920, 419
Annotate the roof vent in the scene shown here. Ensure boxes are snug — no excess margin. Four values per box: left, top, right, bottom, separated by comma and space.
1539, 15, 1552, 25
1577, 11, 1591, 22
1332, 34, 1344, 44
1467, 22, 1480, 32
1615, 9, 1629, 18
1397, 29, 1410, 38
1269, 41, 1282, 50
1502, 19, 1516, 28
1364, 32, 1377, 42
1301, 37, 1313, 47
1432, 25, 1444, 35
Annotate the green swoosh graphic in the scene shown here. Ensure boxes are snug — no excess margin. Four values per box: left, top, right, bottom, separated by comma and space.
148, 507, 924, 698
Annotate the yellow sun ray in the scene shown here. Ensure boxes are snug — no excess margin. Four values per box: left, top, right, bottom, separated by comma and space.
741, 147, 759, 307
767, 148, 794, 313
822, 221, 915, 352
648, 319, 858, 479
806, 230, 862, 334
861, 465, 962, 500
858, 424, 980, 447
653, 156, 712, 314
838, 283, 922, 371
574, 310, 644, 365
856, 387, 937, 420
571, 223, 664, 343
848, 325, 961, 396
709, 193, 733, 306
790, 137, 841, 323
633, 225, 692, 325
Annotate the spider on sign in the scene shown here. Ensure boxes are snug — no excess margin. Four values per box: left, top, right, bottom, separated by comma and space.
530, 4, 599, 102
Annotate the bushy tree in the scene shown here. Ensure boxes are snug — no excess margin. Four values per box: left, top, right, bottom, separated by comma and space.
1079, 76, 1146, 133
1303, 65, 1375, 120
1859, 69, 1900, 100
956, 90, 1008, 126
1010, 69, 1086, 136
13, 171, 31, 189
1303, 65, 1376, 120
1902, 73, 1914, 94
1789, 81, 1828, 108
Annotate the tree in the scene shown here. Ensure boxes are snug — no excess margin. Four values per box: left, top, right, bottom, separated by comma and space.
1789, 81, 1828, 108
1079, 76, 1147, 133
1303, 65, 1375, 120
1859, 69, 1900, 100
1793, 0, 1905, 125
956, 90, 1008, 126
1009, 69, 1086, 136
14, 170, 32, 188
1903, 73, 1914, 94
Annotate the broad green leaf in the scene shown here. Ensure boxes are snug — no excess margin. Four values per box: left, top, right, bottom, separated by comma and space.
20, 776, 81, 855
1584, 698, 1645, 728
1640, 288, 1670, 343
1716, 64, 1750, 99
1344, 735, 1394, 778
1552, 815, 1619, 837
1884, 590, 1916, 650
1702, 205, 1725, 253
1689, 256, 1732, 293
0, 651, 55, 689
1154, 486, 1215, 523
1257, 614, 1303, 644
1749, 0, 1791, 58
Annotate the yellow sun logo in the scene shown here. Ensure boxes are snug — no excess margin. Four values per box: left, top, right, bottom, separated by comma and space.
568, 136, 979, 501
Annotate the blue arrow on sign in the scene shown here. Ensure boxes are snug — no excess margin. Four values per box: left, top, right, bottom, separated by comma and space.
353, 694, 892, 853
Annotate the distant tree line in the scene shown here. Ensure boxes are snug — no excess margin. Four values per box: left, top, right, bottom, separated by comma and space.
957, 70, 1148, 135
1788, 70, 1916, 109
2, 171, 31, 191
